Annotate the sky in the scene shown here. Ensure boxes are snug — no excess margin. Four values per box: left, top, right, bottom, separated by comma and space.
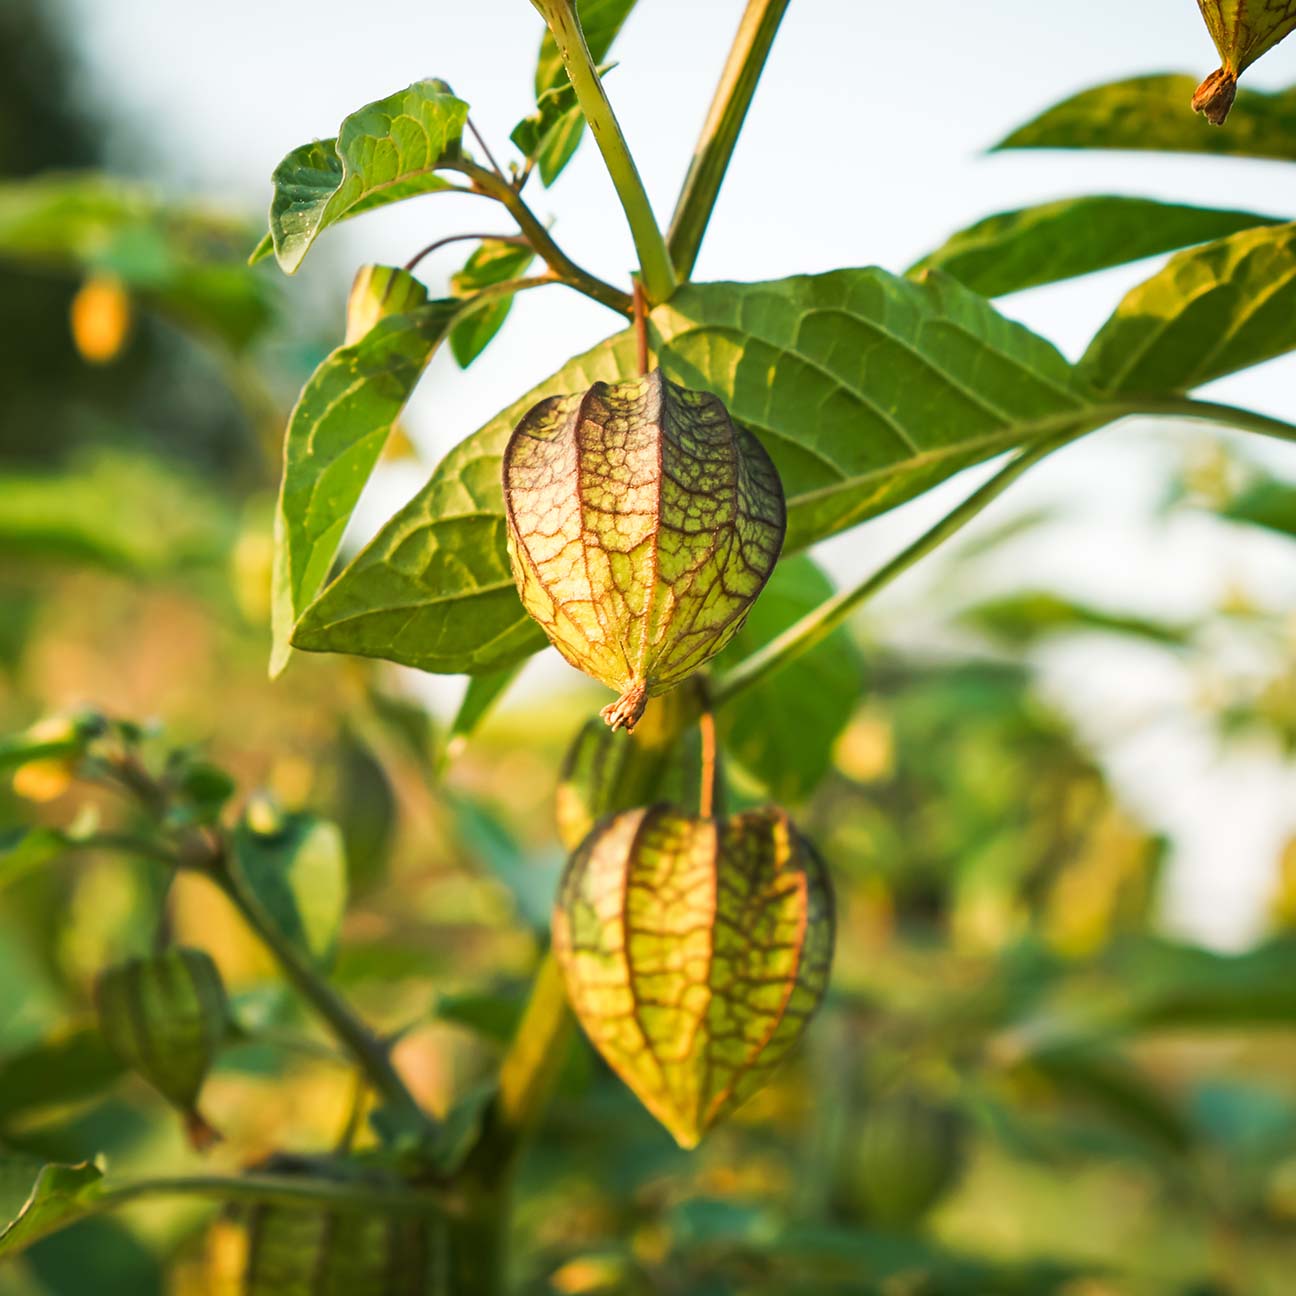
59, 0, 1296, 946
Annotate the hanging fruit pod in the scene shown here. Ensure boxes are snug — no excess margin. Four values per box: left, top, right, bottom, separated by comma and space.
504, 370, 785, 732
94, 946, 229, 1148
1193, 1, 1296, 123
553, 803, 834, 1148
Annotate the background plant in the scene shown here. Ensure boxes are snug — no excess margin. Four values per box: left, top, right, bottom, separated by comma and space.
3, 1, 1296, 1293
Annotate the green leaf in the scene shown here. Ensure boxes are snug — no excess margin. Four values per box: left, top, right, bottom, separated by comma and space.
0, 1158, 104, 1259
1218, 473, 1296, 538
959, 591, 1194, 648
652, 270, 1098, 551
449, 240, 537, 367
0, 174, 273, 352
0, 828, 70, 890
231, 811, 348, 969
995, 74, 1296, 162
0, 1026, 126, 1124
295, 269, 1103, 675
522, 0, 638, 186
908, 196, 1283, 299
292, 329, 640, 674
270, 299, 459, 677
1081, 221, 1296, 394
715, 556, 863, 802
260, 80, 469, 274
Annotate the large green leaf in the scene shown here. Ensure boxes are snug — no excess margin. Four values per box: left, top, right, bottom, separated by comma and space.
715, 555, 863, 803
909, 196, 1283, 299
295, 268, 1101, 675
652, 270, 1097, 550
0, 1157, 104, 1259
270, 299, 460, 677
230, 810, 348, 969
516, 0, 639, 185
256, 80, 469, 274
0, 1026, 126, 1124
996, 74, 1296, 162
1081, 221, 1296, 393
292, 330, 640, 673
0, 173, 273, 351
1217, 473, 1296, 539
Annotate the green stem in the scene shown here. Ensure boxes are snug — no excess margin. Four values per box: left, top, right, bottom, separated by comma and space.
714, 394, 1296, 708
212, 862, 433, 1137
713, 436, 1070, 708
100, 1172, 450, 1216
528, 0, 678, 304
442, 156, 632, 315
667, 0, 791, 278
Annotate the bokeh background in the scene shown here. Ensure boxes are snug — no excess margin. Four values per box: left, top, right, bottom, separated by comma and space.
4, 1, 1296, 1292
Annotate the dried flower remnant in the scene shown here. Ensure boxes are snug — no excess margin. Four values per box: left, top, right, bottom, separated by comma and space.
553, 804, 834, 1148
503, 370, 785, 732
1193, 1, 1296, 123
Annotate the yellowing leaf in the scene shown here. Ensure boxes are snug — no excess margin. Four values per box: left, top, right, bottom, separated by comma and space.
553, 805, 834, 1148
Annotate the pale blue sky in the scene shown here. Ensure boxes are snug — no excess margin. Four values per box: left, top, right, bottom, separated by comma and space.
62, 0, 1296, 945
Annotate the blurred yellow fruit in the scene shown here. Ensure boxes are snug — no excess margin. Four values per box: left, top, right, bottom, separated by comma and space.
70, 272, 132, 364
12, 757, 73, 802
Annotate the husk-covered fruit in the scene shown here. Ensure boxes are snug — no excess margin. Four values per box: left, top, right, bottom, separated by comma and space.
553, 803, 833, 1148
94, 946, 228, 1147
504, 370, 785, 732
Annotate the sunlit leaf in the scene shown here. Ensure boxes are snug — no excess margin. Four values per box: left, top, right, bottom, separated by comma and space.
909, 196, 1282, 299
1081, 221, 1296, 393
296, 268, 1103, 676
0, 1158, 104, 1260
257, 80, 469, 274
554, 804, 834, 1147
292, 330, 638, 674
715, 555, 863, 803
231, 811, 348, 969
449, 239, 536, 367
270, 298, 459, 677
996, 74, 1296, 162
0, 174, 273, 351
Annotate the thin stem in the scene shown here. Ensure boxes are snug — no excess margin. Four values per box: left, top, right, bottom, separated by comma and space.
466, 116, 508, 183
698, 707, 719, 820
212, 862, 433, 1136
714, 395, 1296, 708
528, 0, 677, 304
70, 833, 179, 867
442, 156, 632, 315
633, 277, 649, 376
100, 1172, 449, 1216
405, 231, 528, 272
714, 437, 1066, 708
667, 0, 791, 278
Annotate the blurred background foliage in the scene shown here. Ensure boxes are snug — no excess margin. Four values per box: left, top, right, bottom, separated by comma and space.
4, 1, 1296, 1293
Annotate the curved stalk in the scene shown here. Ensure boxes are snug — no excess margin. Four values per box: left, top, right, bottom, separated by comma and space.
667, 0, 791, 278
442, 156, 632, 314
714, 395, 1296, 708
528, 0, 677, 304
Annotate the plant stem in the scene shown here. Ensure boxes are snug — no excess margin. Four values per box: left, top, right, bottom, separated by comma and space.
495, 951, 573, 1144
713, 436, 1067, 708
698, 706, 720, 820
100, 1172, 449, 1216
442, 156, 632, 315
528, 0, 677, 304
667, 0, 791, 278
713, 394, 1296, 708
405, 231, 529, 272
212, 861, 433, 1136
